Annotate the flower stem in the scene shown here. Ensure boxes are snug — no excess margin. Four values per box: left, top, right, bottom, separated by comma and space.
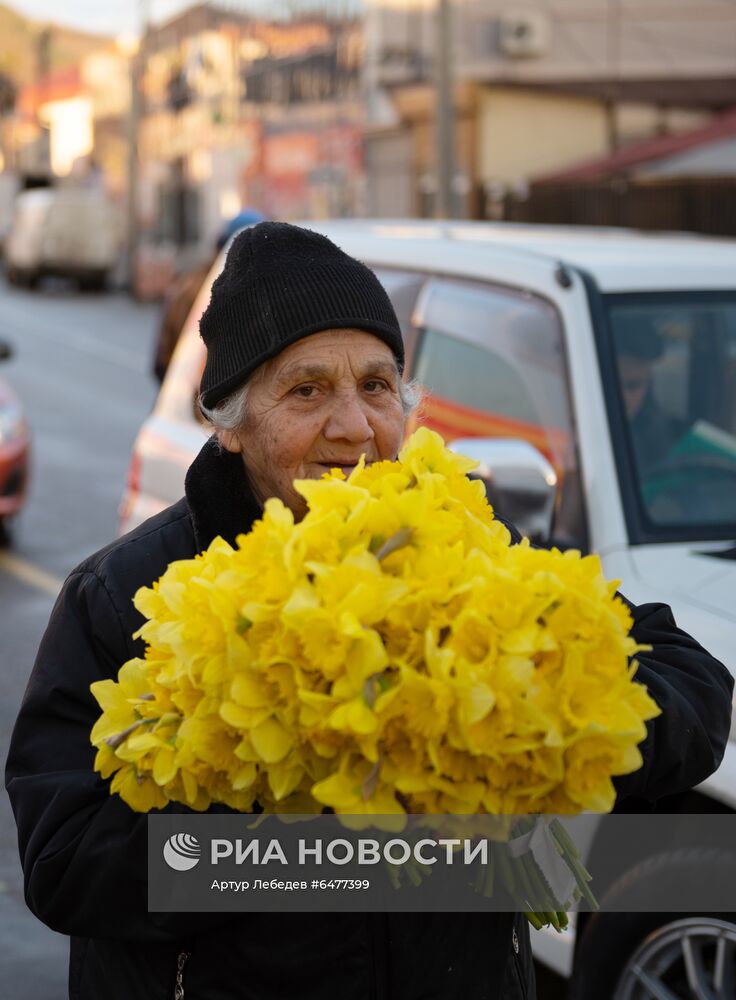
549, 820, 599, 911
105, 717, 159, 750
375, 527, 414, 562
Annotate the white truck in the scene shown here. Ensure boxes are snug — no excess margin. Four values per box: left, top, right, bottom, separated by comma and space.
120, 220, 736, 997
5, 187, 121, 290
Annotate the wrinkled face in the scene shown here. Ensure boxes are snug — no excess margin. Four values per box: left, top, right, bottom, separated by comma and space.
218, 329, 406, 518
618, 355, 652, 420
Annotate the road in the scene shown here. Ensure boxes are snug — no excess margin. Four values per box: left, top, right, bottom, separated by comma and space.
0, 275, 159, 998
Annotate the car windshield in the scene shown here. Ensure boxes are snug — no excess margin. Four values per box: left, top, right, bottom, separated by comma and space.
605, 293, 736, 539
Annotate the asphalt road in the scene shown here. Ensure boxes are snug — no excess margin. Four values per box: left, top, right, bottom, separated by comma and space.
0, 274, 159, 998
0, 274, 568, 1000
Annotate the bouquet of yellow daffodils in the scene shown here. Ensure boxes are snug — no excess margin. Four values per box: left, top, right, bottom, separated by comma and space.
92, 428, 658, 824
92, 428, 661, 926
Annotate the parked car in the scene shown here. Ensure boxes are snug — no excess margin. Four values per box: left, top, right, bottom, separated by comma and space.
120, 219, 736, 997
5, 187, 121, 291
0, 339, 30, 543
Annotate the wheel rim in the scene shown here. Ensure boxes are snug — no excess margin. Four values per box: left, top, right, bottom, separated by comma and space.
613, 918, 736, 1000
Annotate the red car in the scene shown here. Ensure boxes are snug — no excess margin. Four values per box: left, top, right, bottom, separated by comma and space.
0, 341, 30, 543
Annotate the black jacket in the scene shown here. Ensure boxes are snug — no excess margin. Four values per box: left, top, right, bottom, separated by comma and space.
6, 438, 734, 1000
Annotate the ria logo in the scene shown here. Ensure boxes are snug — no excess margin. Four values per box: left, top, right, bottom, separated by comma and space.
163, 833, 201, 871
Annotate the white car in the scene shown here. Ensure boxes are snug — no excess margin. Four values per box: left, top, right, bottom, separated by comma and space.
121, 220, 736, 996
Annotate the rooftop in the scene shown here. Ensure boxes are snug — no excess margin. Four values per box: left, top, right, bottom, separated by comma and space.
533, 107, 736, 183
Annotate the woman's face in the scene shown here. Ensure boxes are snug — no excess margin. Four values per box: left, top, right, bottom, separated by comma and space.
218, 328, 406, 518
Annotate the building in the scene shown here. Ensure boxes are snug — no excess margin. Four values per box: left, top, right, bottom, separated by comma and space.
12, 67, 91, 178
503, 106, 736, 237
80, 45, 131, 197
138, 4, 249, 250
137, 2, 364, 260
0, 11, 117, 186
532, 108, 736, 185
241, 16, 363, 220
363, 0, 736, 217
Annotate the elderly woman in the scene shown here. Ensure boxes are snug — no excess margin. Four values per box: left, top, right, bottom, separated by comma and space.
6, 223, 733, 1000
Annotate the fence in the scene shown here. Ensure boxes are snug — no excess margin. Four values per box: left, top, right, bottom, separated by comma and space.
493, 178, 736, 237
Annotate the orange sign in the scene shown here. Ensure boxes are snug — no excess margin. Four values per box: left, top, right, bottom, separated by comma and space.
263, 132, 320, 178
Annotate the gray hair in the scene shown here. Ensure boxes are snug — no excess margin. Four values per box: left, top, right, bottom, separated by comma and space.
199, 370, 422, 432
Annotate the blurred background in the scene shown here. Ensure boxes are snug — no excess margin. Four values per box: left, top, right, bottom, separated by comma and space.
2, 0, 736, 294
2, 2, 736, 997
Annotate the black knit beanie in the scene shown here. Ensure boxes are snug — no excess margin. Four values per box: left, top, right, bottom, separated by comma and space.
199, 222, 404, 409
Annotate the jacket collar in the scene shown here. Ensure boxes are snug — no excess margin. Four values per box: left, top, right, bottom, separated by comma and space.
184, 436, 263, 551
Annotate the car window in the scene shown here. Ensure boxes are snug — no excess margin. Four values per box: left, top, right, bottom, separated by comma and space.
607, 295, 736, 532
410, 278, 585, 548
373, 267, 426, 367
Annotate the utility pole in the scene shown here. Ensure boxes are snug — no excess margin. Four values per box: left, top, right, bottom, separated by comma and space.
126, 0, 150, 294
36, 25, 52, 176
434, 0, 457, 219
605, 0, 621, 153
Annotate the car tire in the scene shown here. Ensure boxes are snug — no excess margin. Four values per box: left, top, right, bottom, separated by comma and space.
569, 848, 736, 1000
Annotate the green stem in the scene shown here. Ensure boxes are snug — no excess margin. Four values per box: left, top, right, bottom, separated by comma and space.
549, 822, 599, 911
524, 911, 544, 931
495, 842, 516, 898
513, 852, 538, 911
405, 861, 423, 888
474, 859, 487, 895
386, 863, 401, 891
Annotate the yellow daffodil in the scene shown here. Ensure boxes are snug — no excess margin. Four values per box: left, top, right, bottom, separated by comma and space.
91, 428, 659, 817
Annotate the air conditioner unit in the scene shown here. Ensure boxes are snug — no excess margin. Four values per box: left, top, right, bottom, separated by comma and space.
499, 11, 550, 59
